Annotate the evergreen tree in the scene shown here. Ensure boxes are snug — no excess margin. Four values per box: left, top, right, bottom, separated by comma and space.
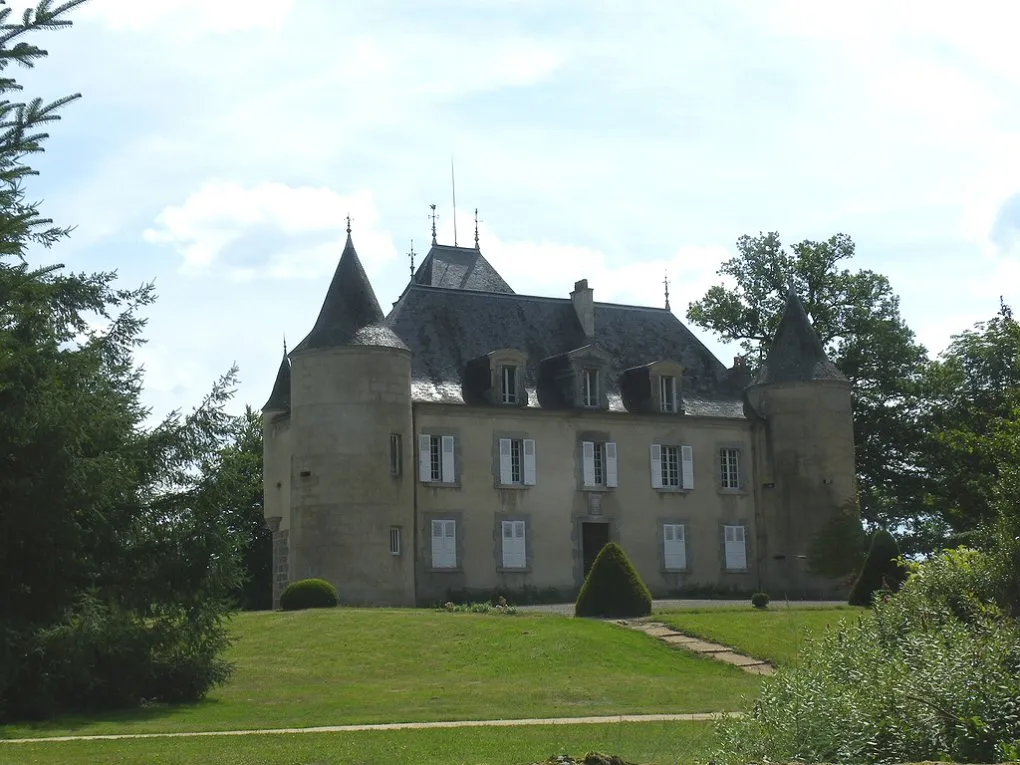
0, 1, 245, 720
848, 529, 908, 607
575, 543, 652, 618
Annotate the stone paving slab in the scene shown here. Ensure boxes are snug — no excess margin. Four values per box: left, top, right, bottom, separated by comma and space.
619, 621, 776, 676
712, 651, 767, 667
659, 634, 699, 646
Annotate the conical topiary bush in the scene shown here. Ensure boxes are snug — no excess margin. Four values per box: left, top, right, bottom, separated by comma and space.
848, 529, 908, 607
575, 542, 653, 618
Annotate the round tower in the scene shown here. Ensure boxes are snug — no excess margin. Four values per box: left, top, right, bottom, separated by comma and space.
745, 288, 857, 599
285, 231, 415, 606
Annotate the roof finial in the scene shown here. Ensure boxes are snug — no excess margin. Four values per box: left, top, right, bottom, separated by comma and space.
663, 272, 671, 311
409, 239, 416, 278
345, 214, 351, 235
451, 156, 458, 246
474, 207, 481, 251
283, 334, 288, 355
429, 204, 438, 245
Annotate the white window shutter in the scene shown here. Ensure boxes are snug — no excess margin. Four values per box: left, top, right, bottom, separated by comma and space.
499, 438, 512, 484
523, 439, 537, 485
432, 520, 456, 568
441, 436, 455, 482
724, 525, 747, 570
663, 523, 686, 569
650, 444, 663, 489
582, 441, 596, 487
419, 435, 432, 482
681, 444, 694, 489
605, 442, 618, 488
501, 520, 526, 568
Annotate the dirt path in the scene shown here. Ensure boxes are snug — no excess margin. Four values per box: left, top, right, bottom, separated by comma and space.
0, 713, 741, 745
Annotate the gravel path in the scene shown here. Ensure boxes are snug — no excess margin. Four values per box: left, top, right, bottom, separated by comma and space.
519, 599, 846, 615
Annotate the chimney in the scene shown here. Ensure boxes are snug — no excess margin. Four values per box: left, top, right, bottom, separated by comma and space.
570, 279, 594, 337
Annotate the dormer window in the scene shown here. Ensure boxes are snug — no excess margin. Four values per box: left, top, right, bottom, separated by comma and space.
582, 368, 599, 408
501, 365, 518, 405
659, 375, 677, 413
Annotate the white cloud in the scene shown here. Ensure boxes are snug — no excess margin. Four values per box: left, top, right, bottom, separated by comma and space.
144, 180, 397, 279
79, 0, 295, 32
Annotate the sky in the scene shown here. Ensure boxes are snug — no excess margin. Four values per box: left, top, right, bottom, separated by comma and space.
15, 0, 1020, 423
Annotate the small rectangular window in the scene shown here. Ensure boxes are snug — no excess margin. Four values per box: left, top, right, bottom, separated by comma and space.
592, 442, 605, 486
661, 445, 680, 487
582, 368, 599, 407
501, 365, 518, 405
510, 439, 522, 484
389, 434, 402, 476
720, 448, 740, 490
659, 375, 677, 413
389, 526, 401, 556
429, 435, 442, 481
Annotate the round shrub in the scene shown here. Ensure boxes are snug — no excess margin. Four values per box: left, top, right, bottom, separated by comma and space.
279, 578, 339, 611
575, 542, 652, 618
751, 592, 770, 609
848, 529, 908, 607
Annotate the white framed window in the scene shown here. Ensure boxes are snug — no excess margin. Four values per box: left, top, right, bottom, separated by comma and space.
659, 375, 678, 413
419, 434, 455, 483
582, 441, 618, 488
499, 438, 536, 486
724, 525, 747, 570
663, 523, 686, 570
430, 519, 457, 568
501, 520, 526, 568
582, 368, 599, 408
650, 444, 694, 489
389, 433, 402, 476
500, 365, 518, 405
720, 448, 740, 490
389, 526, 402, 556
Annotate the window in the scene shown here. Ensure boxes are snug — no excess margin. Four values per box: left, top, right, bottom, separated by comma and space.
582, 441, 618, 488
720, 448, 740, 490
582, 368, 599, 407
419, 434, 455, 483
389, 526, 402, 556
650, 444, 694, 489
389, 433, 402, 476
499, 438, 536, 485
431, 519, 457, 568
663, 523, 686, 570
500, 365, 518, 405
659, 375, 677, 413
724, 525, 747, 570
501, 520, 526, 568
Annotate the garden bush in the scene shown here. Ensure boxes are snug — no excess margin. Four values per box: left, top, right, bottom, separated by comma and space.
750, 592, 770, 609
574, 543, 652, 618
847, 529, 908, 606
714, 547, 1020, 764
279, 578, 339, 611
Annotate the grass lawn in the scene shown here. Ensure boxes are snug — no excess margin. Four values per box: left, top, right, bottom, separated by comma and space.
655, 605, 867, 666
1, 720, 717, 765
1, 610, 759, 740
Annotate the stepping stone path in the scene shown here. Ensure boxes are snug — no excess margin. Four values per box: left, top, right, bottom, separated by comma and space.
615, 619, 775, 676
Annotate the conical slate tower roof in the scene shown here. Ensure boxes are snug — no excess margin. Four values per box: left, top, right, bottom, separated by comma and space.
292, 233, 407, 353
756, 288, 846, 385
262, 351, 291, 411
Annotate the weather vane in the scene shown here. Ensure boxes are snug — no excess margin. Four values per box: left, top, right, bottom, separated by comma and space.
345, 214, 351, 235
664, 272, 671, 311
428, 204, 438, 245
409, 239, 416, 277
474, 208, 481, 250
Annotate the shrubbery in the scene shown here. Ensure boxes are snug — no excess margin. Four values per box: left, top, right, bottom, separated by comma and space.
714, 547, 1020, 764
279, 579, 339, 611
574, 543, 652, 618
750, 592, 770, 609
439, 597, 518, 615
847, 528, 908, 606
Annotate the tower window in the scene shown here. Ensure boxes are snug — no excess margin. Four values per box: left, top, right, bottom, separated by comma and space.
389, 526, 402, 556
582, 368, 599, 408
389, 433, 402, 476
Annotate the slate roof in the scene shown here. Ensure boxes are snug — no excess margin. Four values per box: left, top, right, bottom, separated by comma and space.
384, 285, 746, 418
412, 244, 514, 294
756, 289, 846, 385
262, 352, 291, 411
292, 234, 408, 353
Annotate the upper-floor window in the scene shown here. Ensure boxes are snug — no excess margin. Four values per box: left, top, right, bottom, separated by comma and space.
499, 438, 537, 486
389, 433, 402, 476
419, 434, 455, 483
720, 447, 741, 490
582, 441, 618, 488
582, 368, 599, 408
501, 364, 518, 405
659, 375, 677, 413
650, 444, 694, 489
